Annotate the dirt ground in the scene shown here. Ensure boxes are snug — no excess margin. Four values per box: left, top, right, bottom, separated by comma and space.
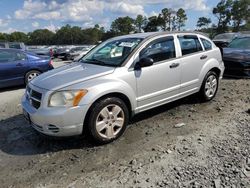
0, 77, 249, 188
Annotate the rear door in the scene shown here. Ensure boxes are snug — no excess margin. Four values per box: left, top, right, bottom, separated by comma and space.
0, 50, 28, 87
177, 35, 206, 93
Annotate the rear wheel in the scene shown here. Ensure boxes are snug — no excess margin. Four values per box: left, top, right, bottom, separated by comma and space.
199, 71, 219, 101
25, 70, 41, 84
87, 97, 129, 144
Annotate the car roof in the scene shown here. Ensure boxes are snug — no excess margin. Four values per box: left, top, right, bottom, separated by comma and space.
112, 31, 208, 40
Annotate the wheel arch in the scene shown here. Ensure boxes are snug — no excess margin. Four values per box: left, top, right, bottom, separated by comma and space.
198, 58, 222, 89
83, 92, 133, 134
24, 69, 42, 84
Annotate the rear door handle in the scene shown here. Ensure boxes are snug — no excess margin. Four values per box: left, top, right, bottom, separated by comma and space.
169, 63, 180, 69
200, 55, 207, 60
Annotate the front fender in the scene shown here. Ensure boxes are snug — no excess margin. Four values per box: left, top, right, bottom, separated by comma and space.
67, 77, 137, 112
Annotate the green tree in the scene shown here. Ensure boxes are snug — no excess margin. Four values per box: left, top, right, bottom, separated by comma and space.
111, 16, 135, 35
231, 0, 250, 31
213, 0, 233, 33
160, 8, 172, 31
143, 16, 163, 32
135, 14, 147, 33
9, 32, 29, 43
28, 29, 55, 45
82, 27, 104, 44
0, 33, 9, 41
196, 17, 212, 29
176, 8, 187, 31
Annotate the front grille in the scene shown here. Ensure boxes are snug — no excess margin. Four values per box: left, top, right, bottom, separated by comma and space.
47, 124, 59, 133
26, 86, 42, 109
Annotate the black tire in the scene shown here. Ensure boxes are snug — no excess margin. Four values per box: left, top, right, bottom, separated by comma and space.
25, 70, 41, 84
199, 71, 219, 102
87, 97, 129, 144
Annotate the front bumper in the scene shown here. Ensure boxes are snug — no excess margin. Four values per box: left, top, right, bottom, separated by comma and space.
21, 94, 88, 137
223, 60, 250, 78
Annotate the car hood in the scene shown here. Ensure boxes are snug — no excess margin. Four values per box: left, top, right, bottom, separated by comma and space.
223, 48, 250, 62
30, 62, 115, 90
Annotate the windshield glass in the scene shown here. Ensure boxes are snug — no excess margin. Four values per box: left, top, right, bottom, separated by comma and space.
214, 33, 236, 40
228, 37, 250, 49
81, 38, 143, 67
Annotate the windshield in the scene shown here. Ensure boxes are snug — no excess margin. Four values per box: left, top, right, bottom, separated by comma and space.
81, 38, 143, 67
214, 33, 237, 40
228, 37, 250, 49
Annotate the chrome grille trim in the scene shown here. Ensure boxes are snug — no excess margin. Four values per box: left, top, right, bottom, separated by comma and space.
26, 85, 42, 109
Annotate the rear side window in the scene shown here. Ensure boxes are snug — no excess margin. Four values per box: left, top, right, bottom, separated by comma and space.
178, 35, 202, 55
201, 38, 212, 50
15, 52, 26, 60
140, 36, 176, 63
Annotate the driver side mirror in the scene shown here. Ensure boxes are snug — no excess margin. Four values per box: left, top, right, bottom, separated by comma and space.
134, 57, 154, 70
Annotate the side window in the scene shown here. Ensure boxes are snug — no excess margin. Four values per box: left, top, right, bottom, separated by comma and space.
178, 35, 203, 56
9, 43, 21, 49
0, 51, 15, 63
140, 37, 176, 63
0, 43, 5, 48
200, 38, 212, 50
15, 52, 26, 61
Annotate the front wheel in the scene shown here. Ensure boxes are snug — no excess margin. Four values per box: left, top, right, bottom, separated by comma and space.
199, 71, 219, 101
25, 70, 41, 84
87, 97, 129, 144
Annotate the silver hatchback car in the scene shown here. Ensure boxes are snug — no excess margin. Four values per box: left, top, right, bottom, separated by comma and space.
22, 32, 224, 144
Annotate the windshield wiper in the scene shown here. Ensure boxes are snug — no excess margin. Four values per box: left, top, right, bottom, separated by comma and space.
85, 58, 106, 65
85, 58, 117, 67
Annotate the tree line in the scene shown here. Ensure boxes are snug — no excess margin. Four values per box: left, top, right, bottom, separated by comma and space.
196, 0, 250, 35
0, 0, 249, 45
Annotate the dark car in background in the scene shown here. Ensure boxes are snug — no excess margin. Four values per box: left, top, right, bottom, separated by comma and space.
223, 36, 250, 78
53, 47, 73, 60
0, 49, 54, 88
213, 33, 240, 50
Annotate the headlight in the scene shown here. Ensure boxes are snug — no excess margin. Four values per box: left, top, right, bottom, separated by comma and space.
49, 90, 88, 107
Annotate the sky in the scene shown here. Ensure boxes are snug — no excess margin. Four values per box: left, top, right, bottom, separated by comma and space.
0, 0, 220, 33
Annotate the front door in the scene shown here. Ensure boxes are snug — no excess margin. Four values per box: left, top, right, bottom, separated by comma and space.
135, 36, 181, 112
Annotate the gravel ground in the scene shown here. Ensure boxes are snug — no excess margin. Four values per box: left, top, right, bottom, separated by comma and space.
0, 74, 249, 187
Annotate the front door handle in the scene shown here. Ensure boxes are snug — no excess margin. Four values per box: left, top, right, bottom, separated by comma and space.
200, 55, 207, 60
16, 63, 23, 67
169, 63, 180, 69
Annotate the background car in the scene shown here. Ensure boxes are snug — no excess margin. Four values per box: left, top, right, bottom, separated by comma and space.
53, 46, 73, 60
213, 33, 240, 50
0, 49, 54, 88
68, 46, 90, 60
27, 47, 53, 58
223, 35, 250, 78
0, 42, 26, 50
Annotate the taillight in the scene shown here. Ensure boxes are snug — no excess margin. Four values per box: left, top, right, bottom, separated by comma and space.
49, 59, 53, 66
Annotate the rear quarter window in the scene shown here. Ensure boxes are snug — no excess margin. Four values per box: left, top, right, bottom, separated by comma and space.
200, 38, 212, 50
